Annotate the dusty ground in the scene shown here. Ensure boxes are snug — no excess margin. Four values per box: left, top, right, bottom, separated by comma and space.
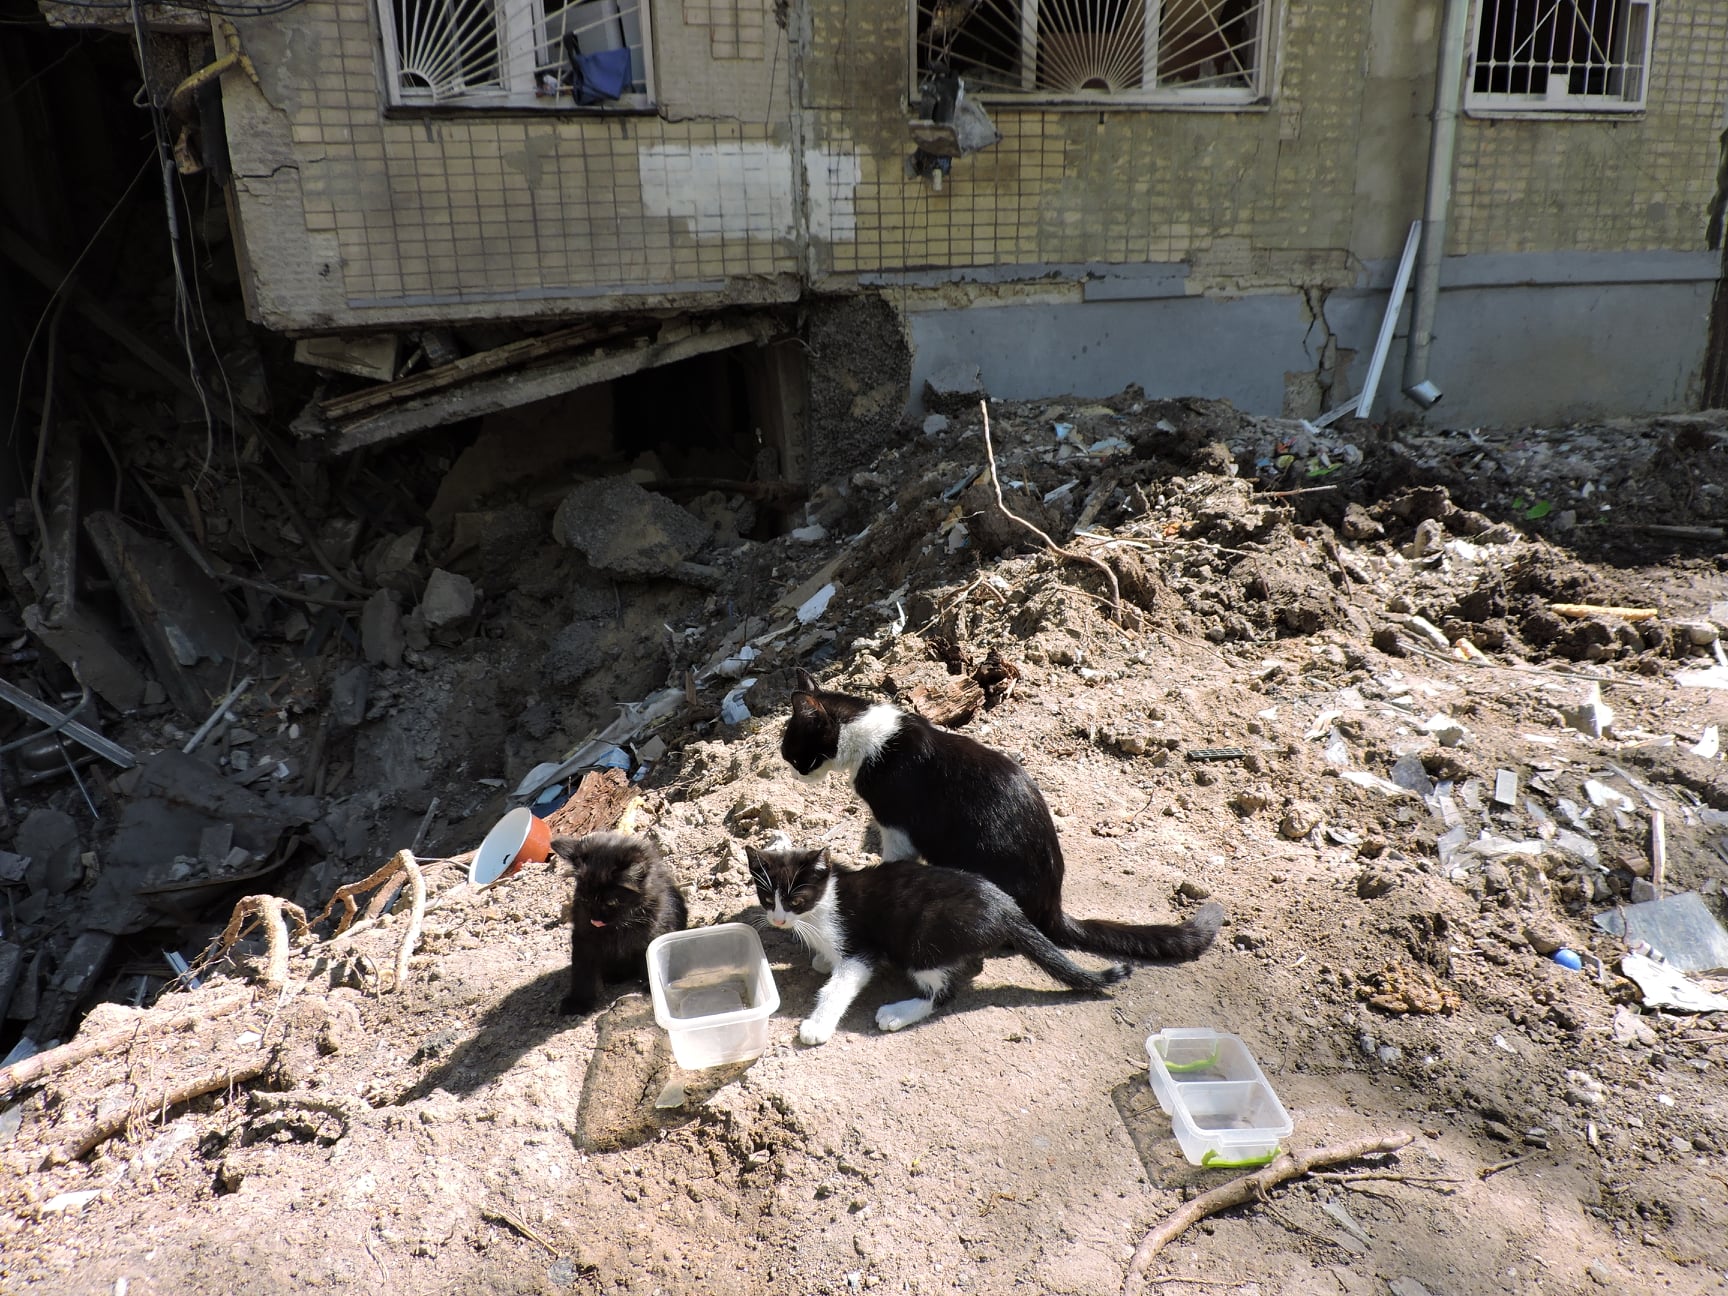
3, 396, 1727, 1296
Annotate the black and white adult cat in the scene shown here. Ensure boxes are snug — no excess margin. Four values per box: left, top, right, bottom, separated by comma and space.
747, 843, 1128, 1044
781, 669, 1223, 962
555, 831, 688, 1015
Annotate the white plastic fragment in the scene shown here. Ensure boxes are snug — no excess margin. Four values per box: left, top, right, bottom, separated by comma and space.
720, 678, 757, 725
1421, 713, 1471, 748
1676, 666, 1728, 690
1690, 725, 1720, 760
1584, 779, 1635, 813
1619, 953, 1728, 1013
41, 1191, 102, 1215
796, 583, 836, 624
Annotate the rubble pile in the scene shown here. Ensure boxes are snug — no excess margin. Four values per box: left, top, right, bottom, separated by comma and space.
2, 375, 1726, 1294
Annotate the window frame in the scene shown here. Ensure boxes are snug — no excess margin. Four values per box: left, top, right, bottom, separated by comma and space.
906, 0, 1276, 110
1462, 0, 1653, 119
376, 0, 658, 113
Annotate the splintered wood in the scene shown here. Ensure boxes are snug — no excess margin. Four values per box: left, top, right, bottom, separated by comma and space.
544, 767, 637, 840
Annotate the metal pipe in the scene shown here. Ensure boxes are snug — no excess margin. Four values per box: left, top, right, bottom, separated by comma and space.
1402, 0, 1473, 409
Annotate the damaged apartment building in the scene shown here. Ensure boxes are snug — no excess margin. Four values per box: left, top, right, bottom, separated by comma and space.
22, 0, 1728, 482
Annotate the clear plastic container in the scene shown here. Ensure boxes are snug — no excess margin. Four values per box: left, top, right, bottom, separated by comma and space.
647, 924, 780, 1069
1146, 1028, 1293, 1168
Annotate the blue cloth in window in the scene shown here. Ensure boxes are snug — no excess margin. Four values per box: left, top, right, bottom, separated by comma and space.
562, 34, 632, 105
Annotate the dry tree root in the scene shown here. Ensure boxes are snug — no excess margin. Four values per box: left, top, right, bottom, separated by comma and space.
214, 896, 312, 989
307, 850, 428, 994
1122, 1131, 1415, 1295
0, 990, 254, 1101
45, 1053, 276, 1166
313, 849, 420, 937
978, 399, 1124, 623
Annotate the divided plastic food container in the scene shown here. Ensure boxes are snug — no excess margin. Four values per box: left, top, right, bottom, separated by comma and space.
647, 924, 780, 1069
1146, 1028, 1293, 1168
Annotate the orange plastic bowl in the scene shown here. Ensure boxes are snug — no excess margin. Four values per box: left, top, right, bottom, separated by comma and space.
470, 807, 554, 887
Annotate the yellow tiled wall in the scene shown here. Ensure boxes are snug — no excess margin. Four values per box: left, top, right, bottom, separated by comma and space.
224, 0, 1728, 332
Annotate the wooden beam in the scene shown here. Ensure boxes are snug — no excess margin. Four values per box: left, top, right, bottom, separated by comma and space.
319, 318, 777, 456
317, 319, 649, 420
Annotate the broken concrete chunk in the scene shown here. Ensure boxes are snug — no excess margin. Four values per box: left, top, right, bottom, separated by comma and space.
365, 527, 423, 590
552, 476, 711, 579
17, 809, 81, 895
361, 589, 406, 668
922, 363, 985, 415
922, 414, 950, 437
0, 942, 22, 1024
22, 603, 148, 710
329, 665, 369, 730
1559, 684, 1614, 740
82, 510, 256, 720
29, 930, 118, 1044
419, 568, 477, 630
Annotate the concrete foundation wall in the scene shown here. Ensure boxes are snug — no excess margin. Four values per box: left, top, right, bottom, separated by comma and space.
212, 0, 1728, 425
906, 251, 1720, 426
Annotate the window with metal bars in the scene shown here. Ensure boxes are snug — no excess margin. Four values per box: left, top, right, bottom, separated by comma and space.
912, 0, 1270, 106
379, 0, 655, 109
1465, 0, 1652, 113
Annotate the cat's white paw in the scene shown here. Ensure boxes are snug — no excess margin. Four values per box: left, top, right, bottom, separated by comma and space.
811, 954, 835, 974
798, 1019, 835, 1046
875, 999, 934, 1032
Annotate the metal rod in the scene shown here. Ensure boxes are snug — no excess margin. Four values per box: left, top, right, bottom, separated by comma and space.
182, 676, 255, 756
0, 679, 135, 769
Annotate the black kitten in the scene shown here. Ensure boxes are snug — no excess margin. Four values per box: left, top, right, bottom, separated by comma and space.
780, 669, 1223, 962
556, 831, 688, 1015
747, 843, 1129, 1045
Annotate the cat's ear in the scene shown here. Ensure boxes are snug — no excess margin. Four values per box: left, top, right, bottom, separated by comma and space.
551, 835, 584, 863
743, 845, 765, 867
791, 668, 818, 694
791, 692, 825, 721
805, 848, 831, 873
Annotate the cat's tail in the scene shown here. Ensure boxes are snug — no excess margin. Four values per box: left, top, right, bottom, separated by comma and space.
1047, 900, 1226, 963
1004, 910, 1132, 992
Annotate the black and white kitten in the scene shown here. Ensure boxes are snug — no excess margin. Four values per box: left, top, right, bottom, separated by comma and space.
555, 831, 688, 1015
781, 669, 1223, 962
746, 843, 1128, 1044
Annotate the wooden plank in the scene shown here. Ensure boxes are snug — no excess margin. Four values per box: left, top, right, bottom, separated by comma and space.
317, 319, 644, 421
322, 319, 775, 456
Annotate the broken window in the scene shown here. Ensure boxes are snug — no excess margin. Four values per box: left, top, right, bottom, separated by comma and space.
912, 0, 1270, 105
1466, 0, 1651, 113
379, 0, 655, 109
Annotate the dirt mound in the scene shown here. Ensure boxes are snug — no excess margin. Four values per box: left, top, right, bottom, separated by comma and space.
4, 390, 1727, 1296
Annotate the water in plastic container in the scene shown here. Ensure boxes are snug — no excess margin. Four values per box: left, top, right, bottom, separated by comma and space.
1146, 1028, 1293, 1168
647, 924, 780, 1069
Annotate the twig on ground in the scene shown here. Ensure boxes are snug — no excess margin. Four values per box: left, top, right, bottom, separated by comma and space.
0, 990, 253, 1099
1306, 1170, 1462, 1192
1479, 1154, 1529, 1180
47, 1053, 274, 1165
1123, 1131, 1414, 1295
1396, 635, 1660, 688
979, 401, 1123, 622
483, 1206, 561, 1256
